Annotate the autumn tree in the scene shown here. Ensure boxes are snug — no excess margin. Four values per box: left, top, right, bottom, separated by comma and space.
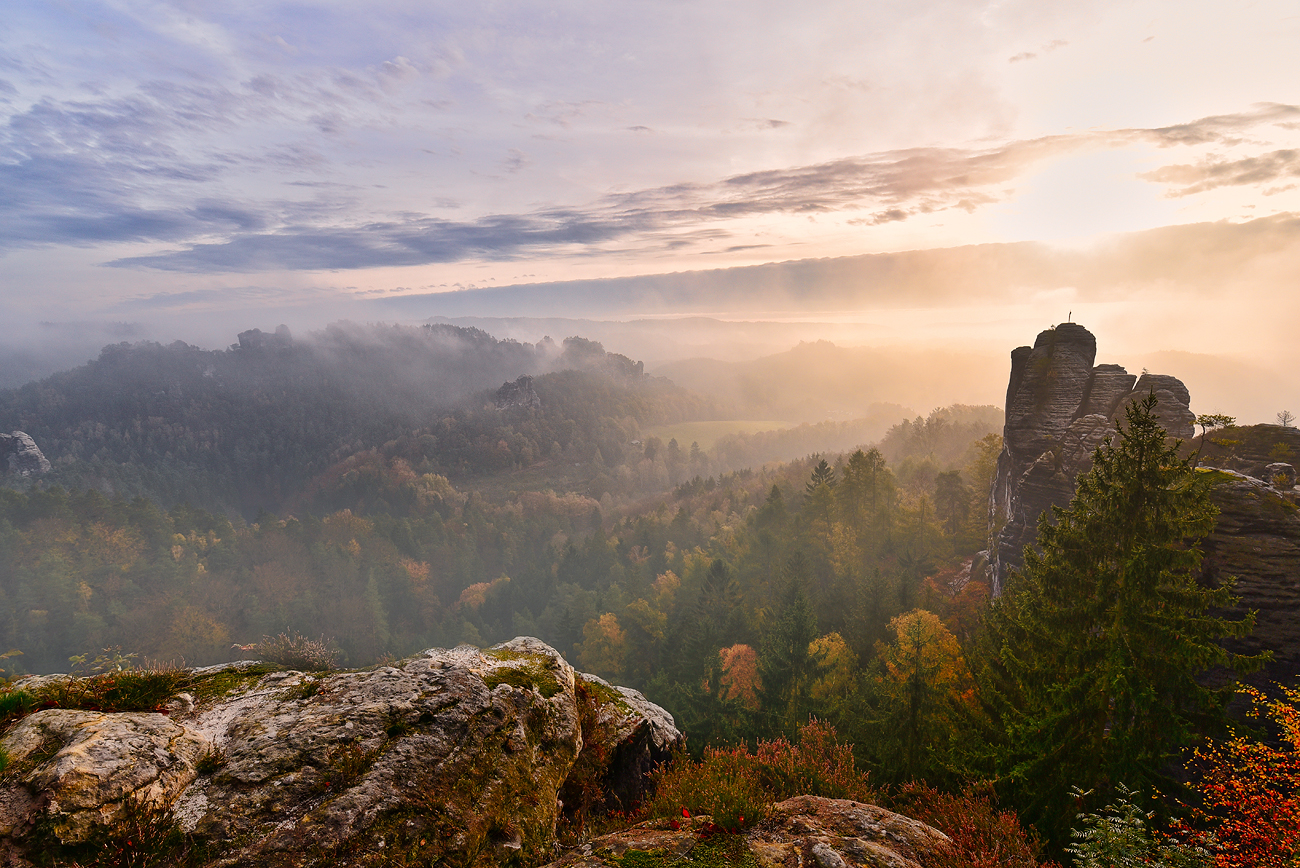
873, 609, 972, 784
978, 394, 1263, 849
1176, 684, 1300, 867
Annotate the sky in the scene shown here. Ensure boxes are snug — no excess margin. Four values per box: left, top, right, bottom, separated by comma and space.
2, 1, 1299, 418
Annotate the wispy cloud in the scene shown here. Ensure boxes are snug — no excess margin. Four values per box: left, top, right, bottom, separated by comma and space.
1141, 149, 1300, 196
69, 106, 1299, 273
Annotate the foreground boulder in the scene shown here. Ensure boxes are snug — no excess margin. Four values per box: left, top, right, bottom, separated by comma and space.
0, 638, 683, 867
545, 796, 954, 868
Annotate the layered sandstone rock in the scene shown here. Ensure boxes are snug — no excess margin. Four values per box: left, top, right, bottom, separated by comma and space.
988, 324, 1300, 685
1198, 461, 1300, 683
989, 323, 1194, 594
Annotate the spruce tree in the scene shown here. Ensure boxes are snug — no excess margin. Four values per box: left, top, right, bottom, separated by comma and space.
977, 394, 1264, 848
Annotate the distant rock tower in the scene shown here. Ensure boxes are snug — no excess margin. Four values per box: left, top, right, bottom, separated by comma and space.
1, 431, 51, 477
988, 323, 1195, 594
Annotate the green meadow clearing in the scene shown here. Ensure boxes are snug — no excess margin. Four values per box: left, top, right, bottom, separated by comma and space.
644, 420, 792, 451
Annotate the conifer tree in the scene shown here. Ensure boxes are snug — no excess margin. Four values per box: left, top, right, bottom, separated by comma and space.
977, 394, 1264, 848
757, 552, 824, 735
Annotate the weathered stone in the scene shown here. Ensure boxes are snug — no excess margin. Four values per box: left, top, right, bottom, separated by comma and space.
542, 797, 953, 868
1199, 468, 1300, 684
0, 709, 208, 843
571, 674, 685, 816
989, 324, 1194, 594
0, 432, 50, 477
988, 328, 1300, 688
1263, 462, 1297, 489
0, 638, 685, 868
1080, 364, 1136, 418
1122, 374, 1195, 440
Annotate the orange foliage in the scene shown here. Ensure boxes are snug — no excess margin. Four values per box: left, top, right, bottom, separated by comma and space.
576, 613, 628, 680
1177, 684, 1300, 867
718, 643, 760, 709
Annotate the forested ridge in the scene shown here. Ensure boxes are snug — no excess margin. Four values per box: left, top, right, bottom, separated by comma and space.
0, 323, 719, 515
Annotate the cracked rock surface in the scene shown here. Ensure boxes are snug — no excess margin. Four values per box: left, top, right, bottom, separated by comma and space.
0, 638, 682, 868
543, 796, 953, 868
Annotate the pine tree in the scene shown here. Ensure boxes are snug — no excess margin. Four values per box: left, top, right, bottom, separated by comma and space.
757, 552, 824, 735
977, 394, 1264, 849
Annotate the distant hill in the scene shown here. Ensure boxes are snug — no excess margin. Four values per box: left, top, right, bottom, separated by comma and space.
0, 323, 715, 516
654, 340, 1006, 423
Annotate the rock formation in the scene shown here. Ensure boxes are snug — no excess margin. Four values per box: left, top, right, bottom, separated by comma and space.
543, 796, 953, 868
0, 638, 683, 867
987, 323, 1300, 685
0, 433, 50, 478
495, 375, 542, 410
989, 323, 1194, 594
1189, 424, 1300, 684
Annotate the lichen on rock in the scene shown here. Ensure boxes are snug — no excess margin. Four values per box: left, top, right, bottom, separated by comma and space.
0, 638, 684, 868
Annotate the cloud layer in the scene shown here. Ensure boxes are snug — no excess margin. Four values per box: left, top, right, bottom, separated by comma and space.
3, 1, 1299, 282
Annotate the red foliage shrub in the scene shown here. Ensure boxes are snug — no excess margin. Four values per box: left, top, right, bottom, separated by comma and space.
644, 720, 874, 832
1174, 684, 1300, 868
890, 783, 1058, 868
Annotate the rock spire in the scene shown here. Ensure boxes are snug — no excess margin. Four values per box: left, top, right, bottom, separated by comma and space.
988, 323, 1194, 594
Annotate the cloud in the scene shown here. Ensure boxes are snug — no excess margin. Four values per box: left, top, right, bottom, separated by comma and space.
1141, 149, 1300, 196
105, 139, 1087, 272
5, 64, 1299, 276
503, 148, 530, 173
1009, 39, 1067, 63
1142, 103, 1300, 147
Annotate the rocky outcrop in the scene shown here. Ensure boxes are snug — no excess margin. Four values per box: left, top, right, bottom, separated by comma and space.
0, 638, 683, 868
988, 325, 1300, 684
544, 796, 953, 868
0, 433, 50, 478
0, 709, 208, 844
989, 323, 1194, 594
235, 325, 293, 352
495, 375, 542, 410
1195, 451, 1300, 684
570, 675, 683, 816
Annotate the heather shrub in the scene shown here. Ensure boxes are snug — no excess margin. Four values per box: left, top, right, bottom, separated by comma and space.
646, 720, 872, 831
646, 745, 770, 831
891, 782, 1057, 868
754, 718, 874, 802
253, 631, 341, 671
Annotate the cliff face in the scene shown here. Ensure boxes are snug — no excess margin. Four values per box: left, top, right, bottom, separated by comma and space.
0, 638, 683, 868
1195, 432, 1300, 683
989, 323, 1194, 594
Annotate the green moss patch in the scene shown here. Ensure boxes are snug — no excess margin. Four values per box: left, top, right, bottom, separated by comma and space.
607, 834, 757, 868
483, 663, 562, 699
578, 676, 633, 713
483, 649, 564, 698
190, 663, 275, 703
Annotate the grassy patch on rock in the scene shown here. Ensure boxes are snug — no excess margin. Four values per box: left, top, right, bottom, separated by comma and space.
189, 663, 275, 703
482, 650, 564, 699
